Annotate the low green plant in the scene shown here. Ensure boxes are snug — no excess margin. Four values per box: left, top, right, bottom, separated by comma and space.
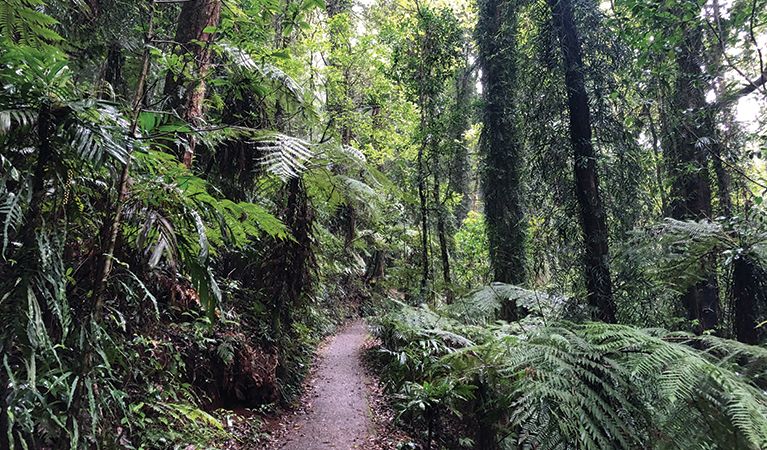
375, 291, 767, 450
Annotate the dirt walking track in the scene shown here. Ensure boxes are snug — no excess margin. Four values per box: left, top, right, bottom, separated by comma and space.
276, 320, 373, 450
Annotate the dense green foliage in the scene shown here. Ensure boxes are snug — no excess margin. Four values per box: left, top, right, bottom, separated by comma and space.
1, 0, 766, 448
373, 295, 767, 449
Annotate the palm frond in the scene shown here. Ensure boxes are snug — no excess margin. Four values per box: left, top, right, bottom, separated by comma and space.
0, 0, 63, 48
67, 100, 130, 167
0, 107, 37, 134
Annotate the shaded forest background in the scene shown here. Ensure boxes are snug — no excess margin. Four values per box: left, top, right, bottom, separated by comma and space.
1, 0, 767, 447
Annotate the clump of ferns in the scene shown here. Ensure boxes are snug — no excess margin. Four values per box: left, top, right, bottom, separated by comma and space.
442, 323, 767, 449
378, 295, 767, 449
629, 214, 767, 335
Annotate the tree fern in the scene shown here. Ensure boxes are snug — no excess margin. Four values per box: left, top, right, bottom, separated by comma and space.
480, 323, 767, 449
635, 217, 767, 293
377, 300, 767, 450
218, 42, 307, 105
445, 283, 564, 325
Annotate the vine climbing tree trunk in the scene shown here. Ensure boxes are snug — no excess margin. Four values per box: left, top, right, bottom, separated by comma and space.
449, 54, 474, 228
417, 141, 431, 299
476, 0, 527, 299
93, 2, 156, 322
548, 0, 616, 323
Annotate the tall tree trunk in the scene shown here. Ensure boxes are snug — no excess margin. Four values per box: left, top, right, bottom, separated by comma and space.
163, 0, 221, 168
667, 23, 719, 333
732, 256, 764, 344
326, 0, 354, 146
433, 176, 453, 302
476, 0, 527, 295
418, 142, 431, 299
449, 56, 475, 228
548, 0, 616, 323
271, 177, 312, 337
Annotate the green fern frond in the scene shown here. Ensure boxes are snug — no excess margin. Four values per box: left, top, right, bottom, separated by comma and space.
333, 174, 381, 205
254, 62, 306, 104
377, 302, 767, 450
0, 174, 26, 257
0, 0, 62, 48
254, 132, 313, 180
219, 42, 306, 104
446, 283, 563, 324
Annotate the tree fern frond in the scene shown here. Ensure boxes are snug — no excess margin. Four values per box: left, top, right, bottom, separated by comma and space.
255, 132, 313, 180
446, 283, 564, 324
218, 42, 307, 104
423, 328, 475, 348
333, 174, 382, 205
254, 62, 306, 104
378, 305, 767, 450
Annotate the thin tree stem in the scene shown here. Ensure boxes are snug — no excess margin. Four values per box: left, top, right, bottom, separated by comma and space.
93, 0, 156, 320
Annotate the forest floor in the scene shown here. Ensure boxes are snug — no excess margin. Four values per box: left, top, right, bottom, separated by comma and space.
250, 319, 409, 450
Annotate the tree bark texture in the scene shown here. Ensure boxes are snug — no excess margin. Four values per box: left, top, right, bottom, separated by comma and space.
417, 143, 431, 299
163, 0, 221, 168
271, 177, 312, 337
476, 0, 527, 292
668, 27, 713, 221
548, 0, 616, 323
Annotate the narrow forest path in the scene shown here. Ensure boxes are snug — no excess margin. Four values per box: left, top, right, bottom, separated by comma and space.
273, 320, 373, 450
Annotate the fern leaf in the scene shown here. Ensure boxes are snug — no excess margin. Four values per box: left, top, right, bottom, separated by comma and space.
1, 188, 24, 257
255, 132, 313, 180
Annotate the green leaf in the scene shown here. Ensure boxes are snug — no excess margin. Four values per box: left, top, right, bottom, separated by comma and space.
271, 49, 291, 59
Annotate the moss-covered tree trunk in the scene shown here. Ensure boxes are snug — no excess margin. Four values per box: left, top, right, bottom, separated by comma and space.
476, 0, 527, 296
433, 175, 453, 302
449, 58, 475, 228
732, 256, 764, 344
